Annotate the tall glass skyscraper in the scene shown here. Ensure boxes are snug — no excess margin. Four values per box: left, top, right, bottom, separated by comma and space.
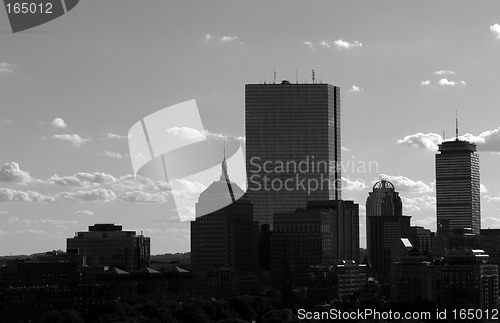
245, 82, 341, 227
436, 139, 480, 234
366, 180, 410, 282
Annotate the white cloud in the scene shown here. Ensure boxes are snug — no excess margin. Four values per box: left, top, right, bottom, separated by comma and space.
204, 33, 243, 45
8, 217, 76, 225
481, 184, 488, 194
333, 39, 362, 49
490, 23, 500, 39
75, 209, 95, 216
165, 126, 244, 144
120, 191, 170, 203
462, 127, 500, 152
319, 41, 330, 48
420, 80, 431, 86
433, 70, 456, 76
342, 177, 367, 191
482, 217, 500, 227
177, 206, 195, 220
349, 85, 363, 92
204, 33, 214, 41
0, 162, 33, 184
220, 35, 238, 42
0, 210, 10, 215
303, 41, 314, 51
401, 195, 436, 213
57, 188, 116, 202
49, 172, 118, 187
0, 120, 13, 124
170, 178, 207, 199
398, 127, 500, 152
0, 188, 55, 202
397, 132, 443, 151
378, 174, 434, 193
105, 132, 127, 140
341, 146, 349, 151
484, 194, 500, 202
51, 118, 67, 128
51, 134, 91, 147
25, 229, 46, 234
0, 62, 16, 74
103, 151, 123, 159
166, 126, 206, 141
437, 78, 466, 86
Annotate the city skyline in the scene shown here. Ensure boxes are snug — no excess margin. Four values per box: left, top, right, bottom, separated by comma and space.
2, 1, 500, 255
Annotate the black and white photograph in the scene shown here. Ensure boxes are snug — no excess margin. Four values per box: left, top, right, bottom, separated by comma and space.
1, 1, 500, 322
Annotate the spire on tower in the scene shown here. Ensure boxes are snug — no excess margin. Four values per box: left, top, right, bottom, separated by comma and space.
456, 110, 459, 141
220, 138, 235, 203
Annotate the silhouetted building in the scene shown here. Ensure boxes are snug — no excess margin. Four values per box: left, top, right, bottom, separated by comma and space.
408, 226, 434, 252
436, 139, 480, 235
391, 248, 436, 303
479, 229, 500, 265
245, 82, 341, 227
259, 224, 272, 270
366, 180, 410, 282
436, 249, 498, 310
67, 224, 150, 272
0, 260, 79, 287
306, 200, 360, 262
271, 200, 359, 288
308, 262, 367, 302
191, 158, 259, 276
271, 210, 333, 288
191, 158, 264, 298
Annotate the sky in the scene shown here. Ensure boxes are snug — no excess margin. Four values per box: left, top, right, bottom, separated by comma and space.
1, 0, 500, 255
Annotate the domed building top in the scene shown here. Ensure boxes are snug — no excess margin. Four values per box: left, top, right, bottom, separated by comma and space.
366, 178, 402, 217
195, 156, 249, 218
373, 179, 395, 191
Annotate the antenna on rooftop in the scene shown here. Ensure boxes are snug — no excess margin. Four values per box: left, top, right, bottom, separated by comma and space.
273, 68, 276, 84
312, 70, 315, 84
455, 110, 459, 141
296, 69, 298, 84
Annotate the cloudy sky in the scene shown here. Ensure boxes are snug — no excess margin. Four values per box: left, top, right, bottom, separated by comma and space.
1, 1, 500, 255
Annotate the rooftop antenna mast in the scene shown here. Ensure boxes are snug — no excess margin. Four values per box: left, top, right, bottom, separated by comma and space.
296, 69, 298, 84
455, 110, 459, 141
443, 130, 446, 142
312, 69, 315, 84
273, 68, 276, 84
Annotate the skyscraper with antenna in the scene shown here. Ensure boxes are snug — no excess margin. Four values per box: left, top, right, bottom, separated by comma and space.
245, 81, 341, 227
436, 114, 481, 235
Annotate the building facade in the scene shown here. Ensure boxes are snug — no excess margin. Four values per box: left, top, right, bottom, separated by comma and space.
191, 158, 259, 276
306, 200, 360, 262
436, 139, 481, 234
408, 226, 434, 252
391, 249, 436, 303
271, 200, 359, 288
366, 180, 411, 282
436, 249, 498, 310
245, 82, 341, 227
308, 262, 367, 303
67, 224, 150, 272
271, 209, 334, 288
